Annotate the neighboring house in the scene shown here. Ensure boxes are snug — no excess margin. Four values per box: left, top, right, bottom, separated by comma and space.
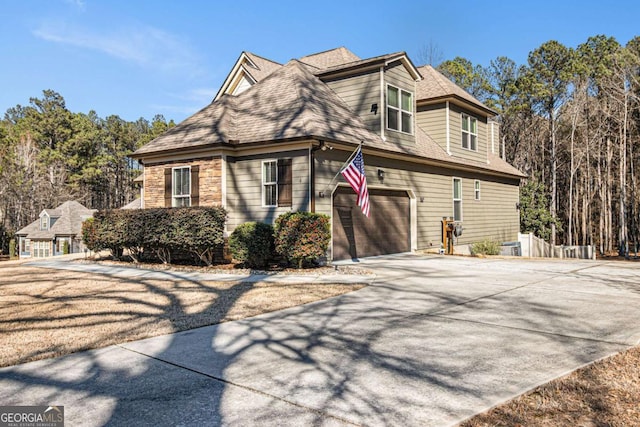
131, 47, 525, 260
16, 201, 96, 258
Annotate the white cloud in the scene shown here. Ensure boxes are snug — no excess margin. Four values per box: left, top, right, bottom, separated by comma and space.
33, 22, 204, 78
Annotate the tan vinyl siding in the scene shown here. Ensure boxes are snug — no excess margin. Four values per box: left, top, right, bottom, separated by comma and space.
315, 148, 519, 250
226, 149, 309, 230
143, 157, 222, 208
325, 70, 381, 134
461, 177, 520, 243
448, 103, 489, 163
384, 61, 416, 147
416, 103, 447, 151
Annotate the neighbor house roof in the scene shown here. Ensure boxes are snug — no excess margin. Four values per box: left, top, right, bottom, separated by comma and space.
16, 201, 96, 239
121, 198, 142, 209
416, 65, 496, 115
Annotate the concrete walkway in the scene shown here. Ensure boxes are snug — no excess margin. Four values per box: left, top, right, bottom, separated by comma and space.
2, 254, 640, 426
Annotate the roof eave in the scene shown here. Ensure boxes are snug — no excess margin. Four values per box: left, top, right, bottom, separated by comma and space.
417, 95, 497, 117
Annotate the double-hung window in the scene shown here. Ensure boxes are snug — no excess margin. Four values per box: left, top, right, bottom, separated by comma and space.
172, 167, 191, 207
461, 113, 477, 151
262, 159, 292, 207
453, 178, 463, 221
474, 180, 481, 200
387, 85, 413, 134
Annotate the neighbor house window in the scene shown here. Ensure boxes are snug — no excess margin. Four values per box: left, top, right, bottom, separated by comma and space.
453, 178, 463, 221
172, 167, 191, 207
262, 159, 292, 207
387, 85, 413, 134
474, 180, 481, 200
462, 113, 477, 151
41, 216, 48, 230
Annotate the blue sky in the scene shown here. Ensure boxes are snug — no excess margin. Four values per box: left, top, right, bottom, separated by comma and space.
1, 0, 638, 123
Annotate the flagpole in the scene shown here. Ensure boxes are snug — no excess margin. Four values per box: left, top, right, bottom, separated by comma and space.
321, 142, 363, 194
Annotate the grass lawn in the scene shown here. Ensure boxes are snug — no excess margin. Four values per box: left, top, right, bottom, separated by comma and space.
460, 345, 640, 426
0, 262, 365, 368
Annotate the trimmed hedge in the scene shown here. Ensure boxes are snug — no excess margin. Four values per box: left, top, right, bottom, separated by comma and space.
274, 212, 330, 268
229, 222, 274, 268
82, 207, 227, 265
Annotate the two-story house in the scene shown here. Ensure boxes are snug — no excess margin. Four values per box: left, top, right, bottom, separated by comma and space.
16, 200, 96, 258
131, 47, 524, 260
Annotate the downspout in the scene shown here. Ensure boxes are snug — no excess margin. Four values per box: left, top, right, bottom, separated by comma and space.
380, 66, 385, 141
445, 101, 451, 155
309, 145, 314, 212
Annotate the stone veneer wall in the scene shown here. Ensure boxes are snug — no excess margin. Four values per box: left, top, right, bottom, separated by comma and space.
143, 157, 222, 208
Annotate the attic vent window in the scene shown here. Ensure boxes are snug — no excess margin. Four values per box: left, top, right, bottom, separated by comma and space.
386, 85, 413, 134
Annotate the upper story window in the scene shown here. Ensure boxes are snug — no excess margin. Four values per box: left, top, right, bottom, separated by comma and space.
474, 180, 481, 200
453, 178, 463, 221
40, 216, 48, 230
462, 113, 478, 151
387, 85, 413, 134
262, 159, 292, 207
172, 167, 191, 207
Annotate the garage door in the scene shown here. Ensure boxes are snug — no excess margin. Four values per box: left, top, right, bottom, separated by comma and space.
332, 187, 410, 260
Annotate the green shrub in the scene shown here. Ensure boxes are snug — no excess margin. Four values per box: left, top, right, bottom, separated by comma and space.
82, 207, 227, 265
62, 240, 70, 255
229, 222, 274, 268
471, 239, 501, 256
274, 212, 330, 269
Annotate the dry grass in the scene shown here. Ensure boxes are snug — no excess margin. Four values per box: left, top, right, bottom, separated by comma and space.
0, 263, 364, 368
460, 346, 640, 427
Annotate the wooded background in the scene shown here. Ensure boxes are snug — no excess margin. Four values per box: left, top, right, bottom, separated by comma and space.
1, 34, 639, 255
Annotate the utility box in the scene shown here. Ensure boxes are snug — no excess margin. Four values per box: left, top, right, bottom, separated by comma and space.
442, 217, 462, 255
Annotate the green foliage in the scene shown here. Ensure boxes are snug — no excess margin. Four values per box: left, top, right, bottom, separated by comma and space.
274, 212, 330, 269
438, 56, 493, 102
9, 239, 17, 259
82, 207, 227, 265
62, 240, 70, 255
471, 240, 501, 256
229, 222, 274, 269
519, 180, 562, 241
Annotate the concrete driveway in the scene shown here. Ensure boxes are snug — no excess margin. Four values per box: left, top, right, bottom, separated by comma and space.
2, 254, 640, 426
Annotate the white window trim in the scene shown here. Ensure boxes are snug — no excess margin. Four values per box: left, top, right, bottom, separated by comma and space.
474, 180, 481, 201
172, 166, 191, 207
453, 177, 463, 222
262, 160, 278, 207
461, 113, 478, 151
41, 216, 48, 230
386, 84, 414, 135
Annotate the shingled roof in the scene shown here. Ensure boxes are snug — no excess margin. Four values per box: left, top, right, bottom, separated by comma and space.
299, 47, 360, 69
133, 59, 381, 156
16, 201, 96, 239
416, 65, 495, 115
243, 52, 282, 82
133, 50, 522, 178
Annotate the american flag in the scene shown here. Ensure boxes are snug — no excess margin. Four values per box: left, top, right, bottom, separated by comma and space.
340, 146, 370, 217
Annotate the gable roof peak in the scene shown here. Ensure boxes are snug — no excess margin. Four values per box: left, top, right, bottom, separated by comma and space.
298, 47, 361, 69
